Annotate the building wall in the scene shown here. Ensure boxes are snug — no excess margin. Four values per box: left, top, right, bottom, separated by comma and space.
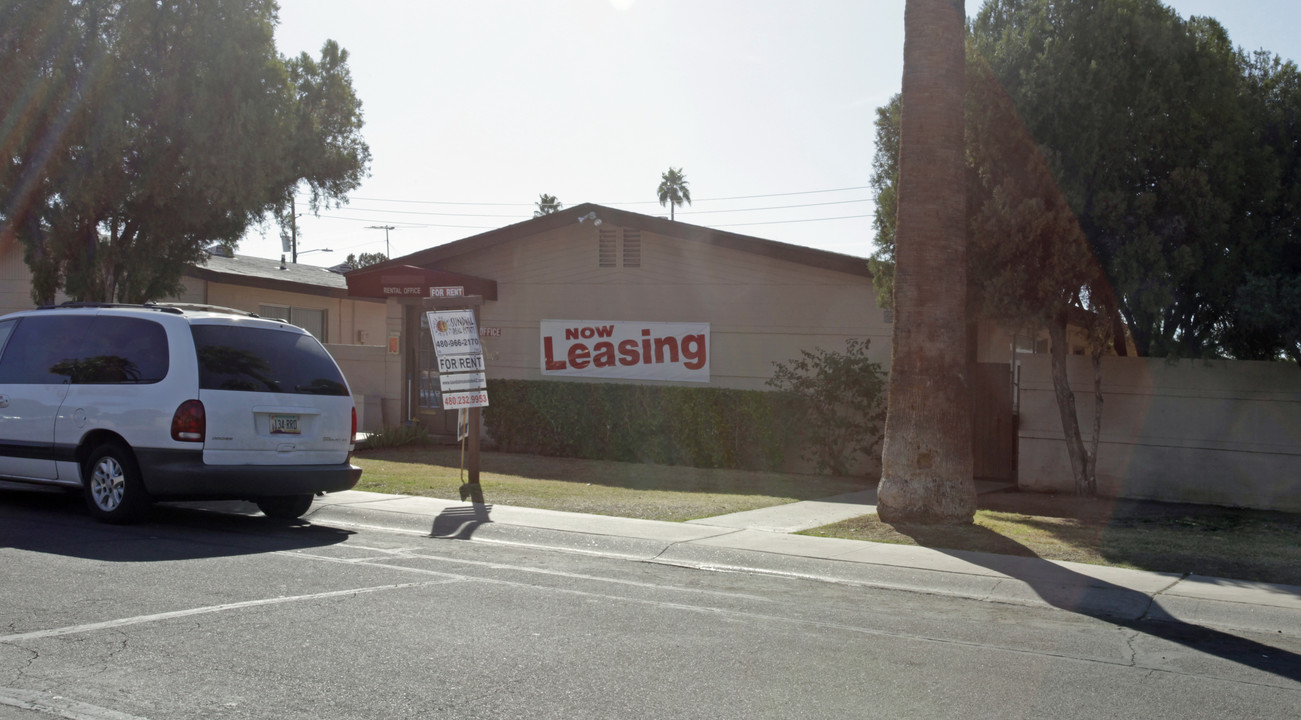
0, 239, 33, 315
170, 276, 207, 304
1017, 355, 1301, 512
326, 343, 402, 433
200, 283, 386, 349
430, 223, 890, 391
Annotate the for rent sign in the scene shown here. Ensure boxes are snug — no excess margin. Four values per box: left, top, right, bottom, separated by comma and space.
427, 309, 488, 408
540, 320, 710, 383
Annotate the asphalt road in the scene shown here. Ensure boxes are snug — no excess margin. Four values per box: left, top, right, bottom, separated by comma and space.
2, 486, 1299, 720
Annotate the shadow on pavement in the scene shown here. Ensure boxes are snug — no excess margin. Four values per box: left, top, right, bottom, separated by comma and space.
0, 485, 352, 562
891, 524, 1301, 683
431, 485, 492, 539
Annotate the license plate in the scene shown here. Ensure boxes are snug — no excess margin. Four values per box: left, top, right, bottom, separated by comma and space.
269, 414, 300, 435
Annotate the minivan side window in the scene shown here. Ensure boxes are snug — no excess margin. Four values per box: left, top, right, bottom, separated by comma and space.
74, 316, 170, 384
0, 316, 93, 384
191, 324, 348, 396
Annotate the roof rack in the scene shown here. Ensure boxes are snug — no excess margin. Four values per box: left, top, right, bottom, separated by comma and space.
34, 302, 264, 318
37, 302, 184, 314
152, 303, 262, 318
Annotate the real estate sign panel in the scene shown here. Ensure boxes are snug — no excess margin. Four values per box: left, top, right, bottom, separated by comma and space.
427, 309, 489, 408
540, 319, 710, 383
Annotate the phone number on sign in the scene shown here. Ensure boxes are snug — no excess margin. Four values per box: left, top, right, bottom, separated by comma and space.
443, 391, 489, 408
436, 338, 478, 348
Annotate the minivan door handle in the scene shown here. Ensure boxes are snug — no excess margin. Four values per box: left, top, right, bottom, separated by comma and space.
0, 395, 9, 408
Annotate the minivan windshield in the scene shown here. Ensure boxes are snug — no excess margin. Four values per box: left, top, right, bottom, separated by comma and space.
191, 324, 349, 396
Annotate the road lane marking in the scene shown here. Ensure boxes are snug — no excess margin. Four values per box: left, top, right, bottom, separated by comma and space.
283, 543, 773, 602
0, 687, 149, 720
0, 581, 456, 643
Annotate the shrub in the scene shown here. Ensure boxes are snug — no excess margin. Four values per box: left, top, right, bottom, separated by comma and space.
483, 380, 796, 471
358, 423, 432, 450
766, 339, 887, 476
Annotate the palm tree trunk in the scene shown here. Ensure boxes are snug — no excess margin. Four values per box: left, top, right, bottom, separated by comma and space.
877, 0, 975, 525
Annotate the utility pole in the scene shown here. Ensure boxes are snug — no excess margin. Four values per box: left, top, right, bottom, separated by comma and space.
366, 224, 396, 258
291, 196, 299, 263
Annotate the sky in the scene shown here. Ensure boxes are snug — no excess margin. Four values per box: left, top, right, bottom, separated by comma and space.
241, 0, 1301, 265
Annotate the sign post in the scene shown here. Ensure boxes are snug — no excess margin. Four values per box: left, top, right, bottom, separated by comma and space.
424, 296, 487, 489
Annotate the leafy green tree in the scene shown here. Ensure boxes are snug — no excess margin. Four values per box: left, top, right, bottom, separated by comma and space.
344, 252, 388, 269
1223, 52, 1301, 366
869, 0, 1301, 493
877, 0, 976, 525
970, 0, 1257, 359
533, 194, 562, 217
656, 167, 691, 221
0, 0, 370, 305
767, 339, 887, 476
965, 58, 1118, 496
867, 94, 900, 310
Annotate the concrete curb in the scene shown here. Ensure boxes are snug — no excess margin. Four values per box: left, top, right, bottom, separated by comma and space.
304, 490, 1301, 639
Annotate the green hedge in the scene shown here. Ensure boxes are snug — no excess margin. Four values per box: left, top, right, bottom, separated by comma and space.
483, 379, 798, 471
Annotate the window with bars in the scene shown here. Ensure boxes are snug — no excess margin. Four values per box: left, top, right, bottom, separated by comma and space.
597, 228, 642, 268
257, 304, 327, 343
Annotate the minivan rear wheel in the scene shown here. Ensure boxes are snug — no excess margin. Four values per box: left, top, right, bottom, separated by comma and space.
255, 494, 314, 519
84, 443, 150, 524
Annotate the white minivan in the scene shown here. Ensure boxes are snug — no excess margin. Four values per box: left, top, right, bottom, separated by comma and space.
0, 303, 362, 522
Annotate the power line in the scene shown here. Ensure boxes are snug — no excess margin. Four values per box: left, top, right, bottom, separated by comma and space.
324, 184, 872, 208
308, 209, 873, 230
674, 185, 872, 204
679, 198, 869, 216
312, 213, 497, 229
300, 197, 868, 220
713, 214, 873, 228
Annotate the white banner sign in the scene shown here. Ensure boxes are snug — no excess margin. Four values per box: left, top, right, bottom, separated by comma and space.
439, 371, 487, 393
426, 310, 482, 358
540, 319, 710, 383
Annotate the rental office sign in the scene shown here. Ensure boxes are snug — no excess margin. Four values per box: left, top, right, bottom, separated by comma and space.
540, 320, 710, 383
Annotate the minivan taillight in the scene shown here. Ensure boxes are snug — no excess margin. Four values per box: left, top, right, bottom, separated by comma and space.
172, 399, 206, 442
351, 406, 357, 440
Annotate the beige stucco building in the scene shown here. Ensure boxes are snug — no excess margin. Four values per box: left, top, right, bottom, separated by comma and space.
0, 203, 1017, 448
343, 203, 898, 434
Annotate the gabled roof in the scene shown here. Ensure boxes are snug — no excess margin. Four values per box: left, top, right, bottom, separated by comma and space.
352, 203, 873, 279
186, 252, 354, 299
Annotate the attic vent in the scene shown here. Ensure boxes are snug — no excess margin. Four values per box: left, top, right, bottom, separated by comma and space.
622, 230, 641, 267
598, 228, 618, 268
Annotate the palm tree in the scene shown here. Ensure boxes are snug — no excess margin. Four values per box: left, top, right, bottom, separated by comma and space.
876, 0, 976, 525
656, 167, 691, 220
533, 194, 563, 217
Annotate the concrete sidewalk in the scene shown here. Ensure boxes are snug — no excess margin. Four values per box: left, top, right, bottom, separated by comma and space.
300, 488, 1301, 640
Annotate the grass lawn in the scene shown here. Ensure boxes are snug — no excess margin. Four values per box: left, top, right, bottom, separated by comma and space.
804, 492, 1301, 586
353, 446, 1301, 586
353, 446, 871, 523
